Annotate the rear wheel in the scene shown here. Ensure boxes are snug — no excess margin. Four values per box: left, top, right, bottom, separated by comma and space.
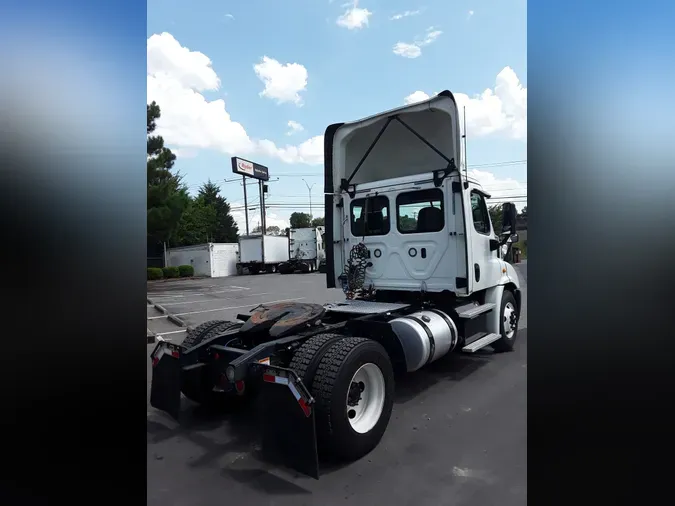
289, 333, 347, 382
311, 337, 394, 461
180, 320, 244, 404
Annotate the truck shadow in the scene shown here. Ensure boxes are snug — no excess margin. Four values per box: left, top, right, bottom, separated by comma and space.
394, 349, 493, 404
147, 348, 494, 491
147, 397, 313, 495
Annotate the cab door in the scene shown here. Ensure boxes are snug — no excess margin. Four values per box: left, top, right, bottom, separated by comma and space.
467, 186, 502, 293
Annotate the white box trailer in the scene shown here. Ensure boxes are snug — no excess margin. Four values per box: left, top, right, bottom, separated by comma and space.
166, 243, 239, 278
278, 227, 326, 274
237, 235, 289, 274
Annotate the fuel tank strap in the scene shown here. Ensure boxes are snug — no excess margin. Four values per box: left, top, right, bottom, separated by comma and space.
401, 315, 436, 366
425, 309, 458, 351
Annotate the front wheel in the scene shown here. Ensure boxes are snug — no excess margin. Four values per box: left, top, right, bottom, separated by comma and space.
491, 290, 519, 352
311, 337, 395, 461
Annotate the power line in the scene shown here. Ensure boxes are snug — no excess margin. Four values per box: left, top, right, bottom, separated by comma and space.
182, 159, 527, 189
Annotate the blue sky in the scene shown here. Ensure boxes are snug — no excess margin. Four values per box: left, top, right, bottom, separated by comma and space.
147, 0, 527, 230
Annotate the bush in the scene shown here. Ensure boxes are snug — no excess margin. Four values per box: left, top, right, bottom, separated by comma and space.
178, 264, 194, 277
147, 267, 163, 280
162, 266, 180, 279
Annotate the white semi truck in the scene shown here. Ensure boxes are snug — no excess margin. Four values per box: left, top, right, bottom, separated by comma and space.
278, 226, 326, 274
150, 91, 521, 479
236, 234, 289, 274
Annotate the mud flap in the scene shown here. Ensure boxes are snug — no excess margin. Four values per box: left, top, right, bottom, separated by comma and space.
149, 344, 182, 420
261, 366, 319, 479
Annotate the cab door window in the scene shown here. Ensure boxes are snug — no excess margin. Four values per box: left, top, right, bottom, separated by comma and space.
470, 191, 491, 235
396, 188, 444, 234
350, 196, 390, 236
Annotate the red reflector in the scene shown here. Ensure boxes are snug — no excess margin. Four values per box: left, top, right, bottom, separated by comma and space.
152, 357, 159, 367
171, 350, 179, 358
235, 380, 245, 393
213, 352, 220, 360
298, 398, 311, 418
262, 374, 276, 383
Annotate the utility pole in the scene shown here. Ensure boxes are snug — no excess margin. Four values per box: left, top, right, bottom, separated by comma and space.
302, 178, 315, 222
242, 175, 249, 235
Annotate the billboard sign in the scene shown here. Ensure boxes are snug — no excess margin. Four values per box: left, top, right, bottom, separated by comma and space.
231, 157, 269, 181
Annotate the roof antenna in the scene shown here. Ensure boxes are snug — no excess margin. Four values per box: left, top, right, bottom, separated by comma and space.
462, 106, 469, 189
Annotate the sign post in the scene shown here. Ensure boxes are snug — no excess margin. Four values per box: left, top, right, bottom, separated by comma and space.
231, 157, 270, 237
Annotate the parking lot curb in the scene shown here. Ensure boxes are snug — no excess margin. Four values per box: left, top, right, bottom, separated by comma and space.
147, 298, 190, 337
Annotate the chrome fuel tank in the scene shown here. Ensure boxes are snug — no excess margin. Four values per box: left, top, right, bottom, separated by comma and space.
389, 309, 458, 372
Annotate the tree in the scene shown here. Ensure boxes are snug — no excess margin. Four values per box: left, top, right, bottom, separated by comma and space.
196, 180, 239, 243
252, 225, 280, 235
173, 180, 239, 246
147, 102, 188, 246
489, 204, 503, 234
290, 212, 312, 228
311, 216, 325, 227
173, 197, 217, 246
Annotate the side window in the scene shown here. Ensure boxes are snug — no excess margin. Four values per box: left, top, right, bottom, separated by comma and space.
396, 188, 444, 234
470, 191, 491, 235
350, 196, 390, 236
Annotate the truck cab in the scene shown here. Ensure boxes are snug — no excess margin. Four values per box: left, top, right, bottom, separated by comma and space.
323, 91, 520, 301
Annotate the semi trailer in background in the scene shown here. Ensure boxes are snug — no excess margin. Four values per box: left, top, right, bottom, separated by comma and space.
236, 234, 289, 274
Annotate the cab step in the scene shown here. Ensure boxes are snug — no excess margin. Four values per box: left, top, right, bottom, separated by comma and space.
456, 302, 496, 319
462, 332, 501, 353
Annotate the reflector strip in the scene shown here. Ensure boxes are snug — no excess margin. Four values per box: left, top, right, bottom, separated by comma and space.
288, 381, 301, 401
262, 369, 312, 418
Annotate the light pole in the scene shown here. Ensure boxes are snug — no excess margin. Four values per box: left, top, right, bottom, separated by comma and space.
302, 179, 315, 222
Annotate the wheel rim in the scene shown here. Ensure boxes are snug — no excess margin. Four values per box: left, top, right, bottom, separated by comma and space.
345, 363, 385, 434
503, 302, 517, 339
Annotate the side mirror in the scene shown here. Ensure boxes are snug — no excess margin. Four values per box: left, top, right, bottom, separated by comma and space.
508, 233, 519, 244
501, 203, 518, 236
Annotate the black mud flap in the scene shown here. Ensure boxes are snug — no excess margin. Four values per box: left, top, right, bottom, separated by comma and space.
149, 343, 182, 420
260, 366, 319, 479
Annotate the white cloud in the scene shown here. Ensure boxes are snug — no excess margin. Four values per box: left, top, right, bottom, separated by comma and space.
287, 120, 304, 135
225, 13, 234, 20
468, 169, 527, 211
147, 32, 220, 91
403, 90, 431, 104
336, 1, 373, 30
147, 32, 320, 165
393, 27, 442, 59
468, 10, 474, 19
254, 56, 308, 105
402, 66, 527, 140
390, 10, 421, 21
258, 135, 324, 165
393, 43, 422, 59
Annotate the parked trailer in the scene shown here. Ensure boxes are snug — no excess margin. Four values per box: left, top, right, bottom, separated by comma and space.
166, 243, 239, 278
237, 234, 289, 274
278, 226, 326, 274
150, 91, 522, 479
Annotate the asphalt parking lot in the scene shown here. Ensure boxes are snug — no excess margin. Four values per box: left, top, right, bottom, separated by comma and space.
147, 264, 527, 506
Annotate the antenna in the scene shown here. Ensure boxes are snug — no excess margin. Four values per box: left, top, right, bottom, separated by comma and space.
462, 106, 469, 187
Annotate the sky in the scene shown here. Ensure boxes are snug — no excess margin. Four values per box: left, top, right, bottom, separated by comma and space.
147, 0, 527, 232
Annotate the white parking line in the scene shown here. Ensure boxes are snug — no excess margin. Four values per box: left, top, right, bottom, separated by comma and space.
156, 293, 273, 307
148, 287, 250, 299
146, 297, 305, 319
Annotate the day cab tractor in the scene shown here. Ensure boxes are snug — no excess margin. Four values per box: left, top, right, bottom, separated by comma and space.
149, 91, 522, 479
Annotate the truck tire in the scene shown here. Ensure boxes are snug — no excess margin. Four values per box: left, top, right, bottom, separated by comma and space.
289, 333, 347, 383
181, 320, 228, 350
491, 290, 519, 353
180, 320, 244, 404
311, 337, 395, 461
